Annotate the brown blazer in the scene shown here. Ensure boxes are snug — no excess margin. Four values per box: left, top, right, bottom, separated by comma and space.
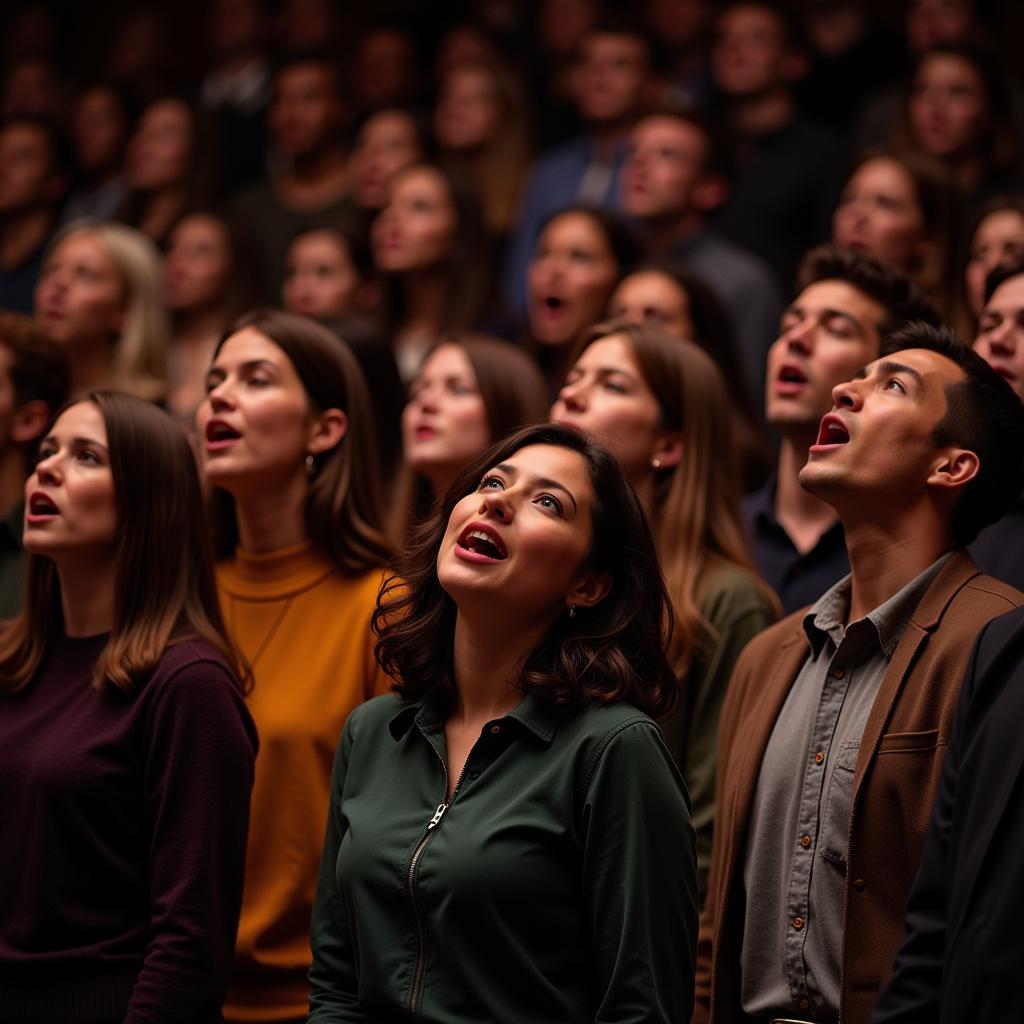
693, 552, 1024, 1024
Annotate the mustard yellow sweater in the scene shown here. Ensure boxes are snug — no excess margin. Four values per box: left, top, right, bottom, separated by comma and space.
218, 542, 391, 1022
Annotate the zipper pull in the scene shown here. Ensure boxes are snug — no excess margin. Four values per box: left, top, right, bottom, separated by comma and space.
427, 803, 448, 830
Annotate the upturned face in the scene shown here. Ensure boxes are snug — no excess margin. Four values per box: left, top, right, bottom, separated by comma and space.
164, 214, 233, 312
127, 99, 193, 191
832, 158, 926, 273
350, 110, 422, 210
622, 116, 707, 222
608, 271, 695, 340
908, 52, 988, 160
24, 401, 118, 563
551, 334, 666, 480
372, 167, 457, 274
764, 279, 885, 435
435, 66, 500, 151
34, 233, 124, 351
965, 209, 1024, 316
196, 327, 318, 496
282, 231, 360, 320
799, 347, 964, 505
974, 274, 1024, 402
402, 344, 490, 487
528, 212, 620, 348
437, 443, 598, 623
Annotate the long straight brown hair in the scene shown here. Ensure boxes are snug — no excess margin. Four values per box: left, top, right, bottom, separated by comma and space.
0, 391, 249, 694
209, 310, 393, 573
576, 322, 777, 677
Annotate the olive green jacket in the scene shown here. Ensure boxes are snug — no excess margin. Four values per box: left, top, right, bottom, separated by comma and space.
308, 691, 697, 1023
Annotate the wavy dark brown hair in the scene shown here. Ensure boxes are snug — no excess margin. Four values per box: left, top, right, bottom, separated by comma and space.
373, 423, 679, 718
0, 391, 249, 694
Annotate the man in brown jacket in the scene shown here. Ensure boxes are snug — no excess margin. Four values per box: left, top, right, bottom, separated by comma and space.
694, 322, 1024, 1024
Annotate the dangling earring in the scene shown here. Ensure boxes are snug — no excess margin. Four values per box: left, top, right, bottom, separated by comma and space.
569, 604, 577, 619
305, 454, 316, 476
651, 457, 663, 470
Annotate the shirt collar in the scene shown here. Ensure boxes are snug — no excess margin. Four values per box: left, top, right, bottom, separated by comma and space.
388, 689, 563, 745
802, 551, 954, 661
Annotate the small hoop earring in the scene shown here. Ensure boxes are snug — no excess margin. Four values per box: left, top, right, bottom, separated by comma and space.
651, 457, 663, 470
569, 604, 577, 619
305, 454, 316, 476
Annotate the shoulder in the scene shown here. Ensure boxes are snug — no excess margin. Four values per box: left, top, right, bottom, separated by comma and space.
688, 232, 779, 289
532, 138, 587, 178
345, 691, 407, 738
558, 702, 663, 773
700, 564, 777, 625
146, 637, 241, 696
735, 609, 805, 658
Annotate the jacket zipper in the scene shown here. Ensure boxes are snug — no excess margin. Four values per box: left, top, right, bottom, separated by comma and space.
407, 744, 468, 1018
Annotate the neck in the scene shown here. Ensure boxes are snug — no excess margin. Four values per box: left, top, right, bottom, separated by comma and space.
589, 120, 631, 157
450, 610, 546, 723
730, 86, 795, 138
57, 557, 116, 637
0, 446, 26, 516
0, 208, 53, 271
175, 303, 231, 345
233, 471, 309, 554
68, 341, 115, 396
645, 210, 705, 256
401, 269, 448, 335
288, 144, 347, 186
140, 187, 186, 241
843, 505, 951, 622
774, 434, 840, 554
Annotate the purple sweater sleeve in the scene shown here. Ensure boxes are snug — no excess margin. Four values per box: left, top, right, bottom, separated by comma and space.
126, 646, 257, 1023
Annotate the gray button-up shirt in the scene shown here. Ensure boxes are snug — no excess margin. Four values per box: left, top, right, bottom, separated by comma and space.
739, 554, 951, 1021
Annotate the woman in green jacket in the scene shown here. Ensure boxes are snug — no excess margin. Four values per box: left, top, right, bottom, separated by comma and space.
308, 423, 697, 1023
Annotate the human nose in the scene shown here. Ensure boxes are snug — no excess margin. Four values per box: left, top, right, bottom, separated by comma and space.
34, 449, 62, 484
557, 375, 587, 411
831, 376, 864, 410
206, 376, 236, 412
985, 319, 1016, 355
477, 487, 514, 522
783, 317, 814, 354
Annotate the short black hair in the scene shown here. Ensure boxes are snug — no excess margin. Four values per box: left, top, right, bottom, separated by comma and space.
797, 244, 941, 337
271, 49, 343, 93
580, 12, 655, 64
880, 321, 1024, 546
983, 253, 1024, 304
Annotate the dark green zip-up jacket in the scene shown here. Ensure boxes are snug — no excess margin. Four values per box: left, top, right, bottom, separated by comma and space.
308, 691, 697, 1023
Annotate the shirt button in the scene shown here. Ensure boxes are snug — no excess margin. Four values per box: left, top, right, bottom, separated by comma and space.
792, 916, 804, 930
489, 724, 501, 734
814, 752, 825, 765
833, 667, 846, 679
853, 878, 866, 892
800, 834, 812, 848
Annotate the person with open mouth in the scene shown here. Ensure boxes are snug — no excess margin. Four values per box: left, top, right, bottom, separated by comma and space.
551, 320, 778, 905
526, 205, 641, 397
389, 332, 548, 545
196, 309, 394, 1024
0, 390, 256, 1022
309, 423, 697, 1023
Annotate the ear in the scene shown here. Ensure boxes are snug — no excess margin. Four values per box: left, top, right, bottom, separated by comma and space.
306, 407, 348, 457
10, 400, 50, 446
927, 448, 979, 492
691, 173, 729, 215
565, 568, 613, 612
651, 430, 684, 471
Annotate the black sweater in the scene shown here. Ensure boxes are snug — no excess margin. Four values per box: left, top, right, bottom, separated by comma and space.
0, 634, 258, 1024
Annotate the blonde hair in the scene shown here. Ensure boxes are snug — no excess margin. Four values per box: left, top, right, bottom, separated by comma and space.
578, 321, 777, 676
47, 220, 170, 402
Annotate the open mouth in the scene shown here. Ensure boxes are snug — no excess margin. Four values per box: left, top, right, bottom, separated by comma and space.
542, 295, 566, 314
28, 492, 59, 516
205, 420, 241, 446
457, 523, 508, 561
779, 365, 807, 384
814, 414, 851, 448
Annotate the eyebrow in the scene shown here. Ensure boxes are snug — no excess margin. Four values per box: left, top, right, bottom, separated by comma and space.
493, 462, 579, 513
207, 358, 278, 377
40, 434, 109, 451
854, 360, 925, 387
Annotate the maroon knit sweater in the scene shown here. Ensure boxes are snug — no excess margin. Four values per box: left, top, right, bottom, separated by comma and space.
0, 633, 258, 1024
